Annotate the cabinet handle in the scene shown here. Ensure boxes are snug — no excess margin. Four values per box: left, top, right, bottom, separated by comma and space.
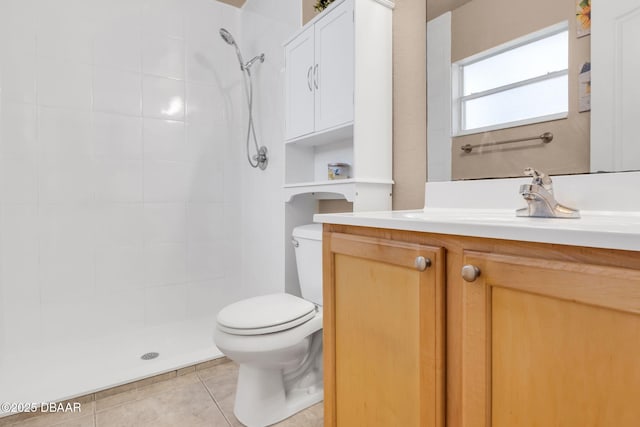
461, 265, 481, 282
313, 64, 319, 90
307, 66, 313, 91
415, 256, 431, 271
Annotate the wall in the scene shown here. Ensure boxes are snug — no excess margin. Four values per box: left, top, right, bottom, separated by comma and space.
449, 0, 590, 179
0, 0, 244, 354
240, 0, 301, 296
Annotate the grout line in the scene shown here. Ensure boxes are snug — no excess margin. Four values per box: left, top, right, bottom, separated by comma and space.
200, 377, 233, 427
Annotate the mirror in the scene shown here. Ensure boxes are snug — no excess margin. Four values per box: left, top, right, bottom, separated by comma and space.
426, 0, 638, 181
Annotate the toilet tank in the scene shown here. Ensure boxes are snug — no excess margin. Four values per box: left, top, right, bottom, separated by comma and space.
292, 223, 323, 306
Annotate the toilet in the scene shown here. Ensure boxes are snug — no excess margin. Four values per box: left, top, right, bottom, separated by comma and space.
213, 224, 323, 427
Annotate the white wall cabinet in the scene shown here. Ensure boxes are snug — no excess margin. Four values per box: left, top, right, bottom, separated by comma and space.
283, 0, 394, 210
285, 0, 354, 140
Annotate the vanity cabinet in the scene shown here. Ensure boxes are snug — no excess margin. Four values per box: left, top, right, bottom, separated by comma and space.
322, 224, 640, 427
323, 232, 445, 427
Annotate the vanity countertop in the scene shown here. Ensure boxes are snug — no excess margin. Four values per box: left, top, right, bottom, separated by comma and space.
314, 172, 640, 252
314, 208, 640, 252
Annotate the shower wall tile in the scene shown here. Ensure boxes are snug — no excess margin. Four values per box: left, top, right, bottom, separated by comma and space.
142, 75, 185, 121
145, 284, 188, 325
143, 159, 191, 202
95, 204, 145, 247
186, 203, 225, 243
143, 118, 188, 162
93, 30, 142, 72
142, 36, 185, 80
144, 243, 188, 287
0, 56, 36, 104
96, 245, 146, 292
93, 113, 143, 160
37, 58, 92, 110
94, 158, 143, 203
143, 203, 187, 245
186, 82, 227, 124
93, 67, 142, 116
1, 0, 244, 364
143, 0, 186, 40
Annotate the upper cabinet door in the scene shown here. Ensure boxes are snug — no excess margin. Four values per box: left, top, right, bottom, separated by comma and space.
285, 25, 315, 140
313, 0, 354, 133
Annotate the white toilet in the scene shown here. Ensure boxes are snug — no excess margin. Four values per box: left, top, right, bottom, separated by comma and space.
214, 224, 323, 427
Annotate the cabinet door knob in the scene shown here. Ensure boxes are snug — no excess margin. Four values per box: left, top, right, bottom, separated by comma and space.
415, 256, 431, 271
307, 66, 313, 91
461, 265, 481, 282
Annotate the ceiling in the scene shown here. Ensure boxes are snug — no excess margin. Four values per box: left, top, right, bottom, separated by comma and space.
427, 0, 472, 21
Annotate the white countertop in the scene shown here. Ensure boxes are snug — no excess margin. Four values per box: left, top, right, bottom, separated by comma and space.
313, 172, 640, 252
314, 208, 640, 251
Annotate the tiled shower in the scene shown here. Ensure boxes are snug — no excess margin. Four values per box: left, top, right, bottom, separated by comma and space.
0, 0, 298, 412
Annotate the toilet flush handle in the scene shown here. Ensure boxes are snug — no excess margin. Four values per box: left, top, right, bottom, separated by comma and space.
291, 238, 299, 248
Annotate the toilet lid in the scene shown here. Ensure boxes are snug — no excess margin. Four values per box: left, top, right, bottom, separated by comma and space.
217, 293, 317, 336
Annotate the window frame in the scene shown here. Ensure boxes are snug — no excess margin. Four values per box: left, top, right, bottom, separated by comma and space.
452, 21, 570, 136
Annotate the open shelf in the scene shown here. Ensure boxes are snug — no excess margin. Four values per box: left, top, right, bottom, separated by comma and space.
285, 122, 353, 147
283, 179, 394, 203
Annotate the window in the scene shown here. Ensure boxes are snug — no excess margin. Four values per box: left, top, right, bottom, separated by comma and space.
452, 22, 569, 135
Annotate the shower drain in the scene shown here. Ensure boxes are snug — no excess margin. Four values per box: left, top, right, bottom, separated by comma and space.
140, 352, 159, 361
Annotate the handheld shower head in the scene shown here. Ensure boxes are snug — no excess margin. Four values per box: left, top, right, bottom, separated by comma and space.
219, 28, 245, 70
219, 28, 236, 46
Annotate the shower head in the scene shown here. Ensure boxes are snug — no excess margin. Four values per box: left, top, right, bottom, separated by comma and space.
219, 28, 236, 46
219, 28, 245, 71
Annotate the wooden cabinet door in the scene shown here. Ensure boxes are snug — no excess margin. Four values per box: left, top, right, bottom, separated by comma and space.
461, 251, 640, 427
285, 25, 315, 140
314, 0, 354, 133
324, 232, 445, 427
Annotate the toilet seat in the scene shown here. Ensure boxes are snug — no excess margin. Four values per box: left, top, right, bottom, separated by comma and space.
217, 293, 317, 336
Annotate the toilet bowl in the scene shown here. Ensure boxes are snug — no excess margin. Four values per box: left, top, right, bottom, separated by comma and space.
213, 224, 323, 427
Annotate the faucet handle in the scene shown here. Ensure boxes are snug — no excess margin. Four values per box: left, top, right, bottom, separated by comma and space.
523, 168, 553, 190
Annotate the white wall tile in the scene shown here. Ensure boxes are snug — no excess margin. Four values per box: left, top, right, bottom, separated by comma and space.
185, 82, 227, 124
142, 36, 185, 80
0, 103, 37, 160
186, 279, 228, 319
39, 107, 92, 161
143, 203, 187, 245
0, 204, 39, 300
92, 113, 143, 160
145, 284, 187, 325
189, 163, 224, 202
143, 159, 190, 202
93, 67, 142, 116
143, 118, 188, 162
94, 158, 143, 203
143, 0, 185, 40
0, 157, 38, 203
186, 40, 227, 85
96, 245, 145, 293
94, 204, 144, 247
37, 59, 92, 110
93, 30, 142, 72
187, 241, 225, 282
142, 75, 185, 121
144, 243, 187, 287
0, 56, 36, 104
187, 202, 224, 243
39, 160, 95, 203
36, 0, 93, 63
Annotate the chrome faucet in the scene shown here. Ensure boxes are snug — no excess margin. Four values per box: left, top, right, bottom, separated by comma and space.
516, 168, 580, 218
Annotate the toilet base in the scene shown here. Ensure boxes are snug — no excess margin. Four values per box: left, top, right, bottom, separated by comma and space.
233, 364, 323, 427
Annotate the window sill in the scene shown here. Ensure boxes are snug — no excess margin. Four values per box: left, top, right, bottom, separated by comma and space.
453, 112, 568, 137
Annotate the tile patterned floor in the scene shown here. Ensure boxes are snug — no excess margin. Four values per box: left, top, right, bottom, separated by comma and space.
0, 360, 323, 427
